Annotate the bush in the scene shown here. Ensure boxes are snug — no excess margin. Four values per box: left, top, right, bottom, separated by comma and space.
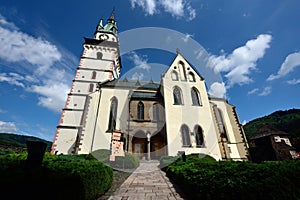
46, 159, 113, 199
0, 153, 113, 200
91, 149, 140, 170
165, 157, 300, 200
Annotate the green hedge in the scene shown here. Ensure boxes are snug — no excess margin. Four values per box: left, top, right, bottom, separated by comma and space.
91, 149, 140, 170
0, 153, 113, 200
165, 154, 300, 200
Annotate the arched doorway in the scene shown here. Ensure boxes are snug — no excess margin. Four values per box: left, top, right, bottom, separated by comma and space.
150, 132, 167, 159
132, 131, 148, 160
131, 130, 167, 160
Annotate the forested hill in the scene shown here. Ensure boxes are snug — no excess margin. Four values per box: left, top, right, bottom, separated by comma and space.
243, 108, 300, 151
0, 133, 52, 154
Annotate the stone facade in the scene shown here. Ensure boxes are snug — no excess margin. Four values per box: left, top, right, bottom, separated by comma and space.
51, 14, 249, 161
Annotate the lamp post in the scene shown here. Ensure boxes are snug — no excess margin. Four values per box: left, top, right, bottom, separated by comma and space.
147, 133, 151, 161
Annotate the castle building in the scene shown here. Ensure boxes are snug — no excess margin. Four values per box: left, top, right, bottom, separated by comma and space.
51, 12, 249, 161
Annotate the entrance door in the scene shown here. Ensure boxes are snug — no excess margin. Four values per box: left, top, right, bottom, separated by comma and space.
134, 144, 140, 155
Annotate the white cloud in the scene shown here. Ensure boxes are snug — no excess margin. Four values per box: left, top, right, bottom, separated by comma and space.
208, 82, 226, 98
130, 0, 157, 15
0, 25, 61, 76
186, 3, 196, 21
0, 14, 77, 113
130, 52, 151, 71
29, 80, 69, 113
267, 51, 300, 81
0, 72, 25, 88
247, 88, 259, 95
0, 15, 19, 31
208, 34, 272, 87
241, 120, 247, 125
258, 86, 272, 96
129, 0, 196, 20
0, 121, 18, 133
159, 0, 184, 17
131, 72, 145, 80
287, 78, 300, 85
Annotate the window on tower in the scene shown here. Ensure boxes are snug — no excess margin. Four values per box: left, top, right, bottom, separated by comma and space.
91, 71, 96, 79
97, 52, 103, 59
89, 84, 94, 92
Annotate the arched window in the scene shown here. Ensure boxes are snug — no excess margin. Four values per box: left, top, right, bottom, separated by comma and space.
173, 86, 183, 105
108, 97, 118, 131
171, 70, 179, 81
191, 87, 202, 106
88, 84, 94, 92
153, 103, 159, 121
181, 125, 191, 147
137, 101, 144, 120
213, 104, 228, 140
195, 125, 204, 147
178, 61, 187, 81
97, 52, 103, 59
188, 72, 195, 82
91, 71, 96, 79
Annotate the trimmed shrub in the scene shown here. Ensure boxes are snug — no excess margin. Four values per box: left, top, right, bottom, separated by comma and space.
165, 157, 300, 200
0, 153, 113, 200
91, 149, 140, 170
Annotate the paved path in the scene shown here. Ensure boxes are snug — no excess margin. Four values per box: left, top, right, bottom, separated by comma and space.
108, 160, 188, 200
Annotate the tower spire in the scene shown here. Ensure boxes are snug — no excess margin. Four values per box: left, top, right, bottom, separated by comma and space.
94, 9, 118, 38
109, 7, 115, 21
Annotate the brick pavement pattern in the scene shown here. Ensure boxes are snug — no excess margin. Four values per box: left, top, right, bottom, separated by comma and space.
108, 160, 187, 200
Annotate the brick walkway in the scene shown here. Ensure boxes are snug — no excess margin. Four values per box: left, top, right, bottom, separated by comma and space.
108, 160, 188, 200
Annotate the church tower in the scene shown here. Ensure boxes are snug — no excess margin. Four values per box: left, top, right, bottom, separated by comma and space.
51, 11, 122, 154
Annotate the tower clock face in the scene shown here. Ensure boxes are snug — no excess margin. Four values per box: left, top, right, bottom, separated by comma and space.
99, 34, 109, 40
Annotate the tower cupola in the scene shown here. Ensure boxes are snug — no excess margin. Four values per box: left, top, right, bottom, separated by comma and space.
94, 10, 118, 38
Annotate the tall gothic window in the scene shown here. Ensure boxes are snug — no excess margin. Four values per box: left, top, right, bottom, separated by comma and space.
181, 125, 191, 147
191, 87, 202, 106
173, 86, 183, 105
137, 101, 144, 120
108, 97, 118, 131
213, 104, 228, 140
195, 125, 204, 147
153, 103, 159, 121
91, 71, 96, 79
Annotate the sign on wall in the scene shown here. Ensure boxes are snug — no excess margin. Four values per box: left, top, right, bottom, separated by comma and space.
110, 131, 125, 161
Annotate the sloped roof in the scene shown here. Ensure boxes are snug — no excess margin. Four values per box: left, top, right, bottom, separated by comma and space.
165, 52, 205, 80
250, 124, 289, 140
100, 78, 160, 91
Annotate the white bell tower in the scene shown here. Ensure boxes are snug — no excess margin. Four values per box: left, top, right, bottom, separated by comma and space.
51, 11, 121, 154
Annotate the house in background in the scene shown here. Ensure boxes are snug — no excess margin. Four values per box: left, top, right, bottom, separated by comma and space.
249, 124, 298, 162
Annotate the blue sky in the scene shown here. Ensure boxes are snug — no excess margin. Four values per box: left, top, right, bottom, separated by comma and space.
0, 0, 299, 141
